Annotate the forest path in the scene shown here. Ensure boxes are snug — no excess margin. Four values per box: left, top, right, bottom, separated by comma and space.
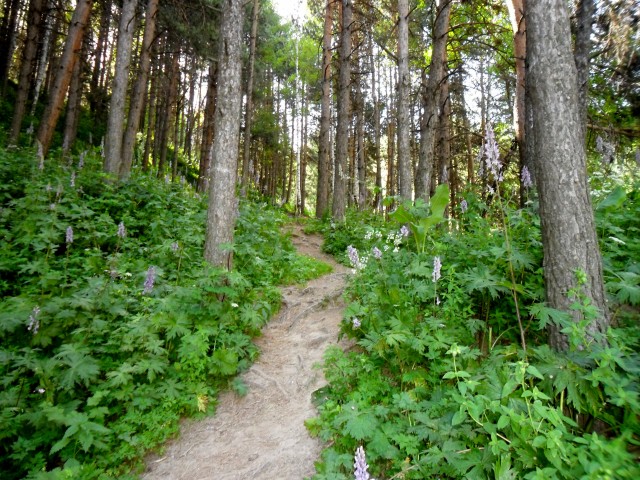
142, 224, 350, 479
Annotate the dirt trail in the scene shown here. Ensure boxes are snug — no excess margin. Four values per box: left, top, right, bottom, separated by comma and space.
142, 225, 350, 480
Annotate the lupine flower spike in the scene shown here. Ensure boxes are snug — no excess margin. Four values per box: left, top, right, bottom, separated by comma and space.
432, 256, 442, 283
143, 266, 156, 294
354, 446, 373, 480
117, 222, 126, 239
65, 226, 74, 244
521, 166, 533, 189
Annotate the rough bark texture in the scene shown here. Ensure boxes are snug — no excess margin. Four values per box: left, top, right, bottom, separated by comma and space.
36, 0, 93, 157
9, 0, 45, 144
316, 0, 333, 219
526, 0, 609, 351
332, 0, 352, 221
573, 0, 594, 127
0, 0, 20, 92
506, 0, 528, 195
104, 0, 138, 175
396, 0, 412, 200
204, 0, 243, 269
416, 0, 451, 201
241, 0, 260, 188
121, 0, 159, 179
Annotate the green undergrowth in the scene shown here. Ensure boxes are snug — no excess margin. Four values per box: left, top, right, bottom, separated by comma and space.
0, 146, 329, 479
308, 183, 640, 479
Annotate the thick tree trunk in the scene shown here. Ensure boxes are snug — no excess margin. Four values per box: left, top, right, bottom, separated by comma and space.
88, 0, 111, 112
30, 0, 54, 117
315, 0, 333, 218
104, 0, 138, 175
241, 0, 259, 188
416, 0, 451, 201
36, 0, 93, 157
204, 0, 243, 269
120, 0, 159, 179
332, 0, 352, 221
396, 0, 411, 200
9, 0, 45, 144
526, 0, 609, 351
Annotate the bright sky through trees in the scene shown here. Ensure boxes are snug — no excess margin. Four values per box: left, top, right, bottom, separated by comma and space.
272, 0, 308, 23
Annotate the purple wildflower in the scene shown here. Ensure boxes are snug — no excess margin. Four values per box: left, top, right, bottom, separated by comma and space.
117, 221, 126, 239
65, 226, 73, 244
460, 199, 468, 213
143, 266, 156, 294
171, 242, 179, 253
432, 256, 442, 283
70, 171, 76, 188
400, 225, 410, 237
347, 245, 360, 269
482, 123, 502, 181
352, 318, 361, 329
521, 166, 533, 189
78, 151, 86, 169
37, 141, 44, 170
354, 446, 371, 480
372, 247, 382, 259
27, 306, 41, 334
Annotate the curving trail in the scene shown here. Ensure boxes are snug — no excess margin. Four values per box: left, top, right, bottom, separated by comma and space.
142, 225, 350, 480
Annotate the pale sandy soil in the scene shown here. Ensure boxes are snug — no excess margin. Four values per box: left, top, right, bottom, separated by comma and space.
141, 224, 350, 480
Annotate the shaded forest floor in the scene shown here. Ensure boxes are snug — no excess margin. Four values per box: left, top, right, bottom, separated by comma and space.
142, 224, 350, 479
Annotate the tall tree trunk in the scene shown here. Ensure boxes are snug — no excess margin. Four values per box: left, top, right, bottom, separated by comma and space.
204, 0, 243, 269
36, 0, 93, 157
104, 0, 137, 175
241, 0, 259, 188
120, 0, 158, 179
526, 0, 609, 351
372, 42, 382, 211
9, 0, 45, 144
356, 74, 366, 209
88, 0, 111, 112
30, 0, 54, 117
396, 0, 411, 200
300, 88, 307, 214
332, 0, 352, 221
505, 0, 529, 200
143, 60, 158, 170
316, 0, 333, 218
573, 0, 594, 128
0, 0, 20, 93
198, 63, 217, 192
156, 46, 180, 178
416, 0, 451, 201
62, 26, 90, 154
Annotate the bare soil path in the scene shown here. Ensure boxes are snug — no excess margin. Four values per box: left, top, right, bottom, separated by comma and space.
142, 225, 350, 480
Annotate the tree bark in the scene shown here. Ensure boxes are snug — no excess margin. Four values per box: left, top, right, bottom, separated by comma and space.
505, 0, 529, 198
416, 0, 451, 201
0, 0, 20, 93
241, 0, 260, 188
315, 0, 333, 218
396, 0, 411, 200
9, 0, 45, 144
62, 26, 90, 154
104, 0, 138, 175
36, 0, 93, 157
120, 0, 159, 179
573, 0, 594, 128
204, 0, 244, 269
332, 0, 352, 221
198, 63, 217, 192
526, 0, 609, 351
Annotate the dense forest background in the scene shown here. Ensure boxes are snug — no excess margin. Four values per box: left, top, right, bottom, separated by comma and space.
1, 0, 639, 478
